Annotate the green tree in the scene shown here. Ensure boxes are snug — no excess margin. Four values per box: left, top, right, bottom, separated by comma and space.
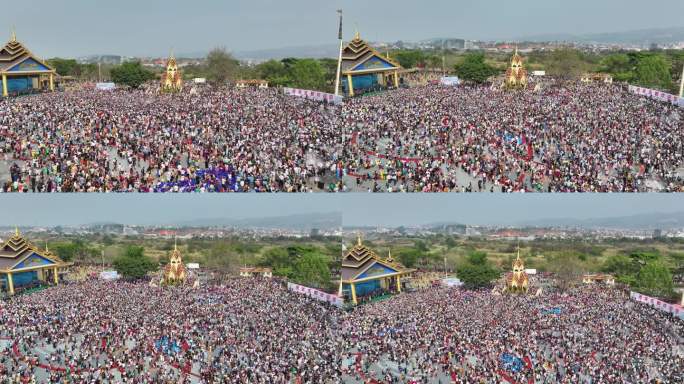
428, 55, 443, 70
414, 240, 429, 253
397, 248, 420, 268
206, 47, 240, 84
454, 53, 499, 84
600, 53, 634, 82
256, 59, 291, 87
602, 254, 641, 276
394, 50, 427, 69
101, 235, 115, 246
260, 247, 295, 278
544, 49, 591, 79
547, 253, 585, 291
292, 252, 331, 289
458, 251, 499, 289
634, 55, 673, 91
52, 243, 77, 262
318, 57, 339, 90
289, 59, 326, 91
445, 237, 457, 250
51, 240, 99, 263
47, 58, 81, 76
110, 61, 154, 88
112, 245, 157, 280
635, 260, 675, 299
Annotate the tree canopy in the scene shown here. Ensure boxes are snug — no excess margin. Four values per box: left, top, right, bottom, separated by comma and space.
547, 253, 585, 291
110, 61, 154, 88
454, 53, 499, 84
291, 252, 332, 289
634, 54, 673, 90
602, 251, 676, 300
544, 49, 591, 79
397, 248, 420, 269
394, 50, 428, 69
206, 47, 240, 84
255, 58, 334, 92
288, 59, 327, 91
50, 239, 100, 263
635, 260, 675, 299
458, 251, 499, 289
258, 245, 333, 289
112, 245, 157, 280
256, 59, 291, 87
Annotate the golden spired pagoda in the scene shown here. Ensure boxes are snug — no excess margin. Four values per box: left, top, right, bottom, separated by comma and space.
160, 51, 183, 94
505, 247, 529, 293
504, 47, 528, 89
160, 238, 187, 286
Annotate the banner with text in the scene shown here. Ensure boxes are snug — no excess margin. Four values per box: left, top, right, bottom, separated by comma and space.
628, 85, 683, 107
287, 282, 344, 307
630, 291, 684, 319
284, 87, 343, 105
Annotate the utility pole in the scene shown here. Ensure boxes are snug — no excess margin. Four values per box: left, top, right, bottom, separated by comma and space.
442, 40, 446, 76
679, 63, 684, 98
334, 9, 344, 97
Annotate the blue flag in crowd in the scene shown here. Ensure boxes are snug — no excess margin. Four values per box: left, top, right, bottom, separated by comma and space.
500, 353, 524, 373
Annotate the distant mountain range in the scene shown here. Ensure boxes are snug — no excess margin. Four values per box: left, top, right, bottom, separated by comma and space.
197, 27, 684, 60
408, 212, 684, 232
232, 44, 339, 61
513, 211, 684, 230
172, 212, 342, 230
516, 26, 684, 45
74, 212, 342, 231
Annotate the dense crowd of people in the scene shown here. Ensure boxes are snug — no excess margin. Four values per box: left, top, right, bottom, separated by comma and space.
340, 287, 684, 383
0, 279, 342, 383
0, 83, 681, 192
1, 279, 682, 383
342, 83, 683, 192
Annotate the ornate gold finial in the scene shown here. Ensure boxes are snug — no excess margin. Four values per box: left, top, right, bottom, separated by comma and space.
174, 234, 178, 251
357, 233, 362, 246
170, 47, 175, 60
387, 249, 393, 262
15, 226, 19, 237
514, 45, 518, 56
516, 241, 521, 260
10, 26, 16, 43
45, 241, 49, 252
354, 24, 360, 40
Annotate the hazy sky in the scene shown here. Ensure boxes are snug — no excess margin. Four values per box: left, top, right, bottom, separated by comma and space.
340, 194, 684, 226
4, 0, 683, 57
1, 194, 681, 227
0, 195, 341, 227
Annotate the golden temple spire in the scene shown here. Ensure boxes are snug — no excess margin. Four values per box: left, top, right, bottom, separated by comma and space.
15, 226, 19, 237
357, 232, 363, 246
174, 234, 178, 251
516, 241, 521, 260
45, 241, 49, 252
387, 249, 394, 262
514, 45, 518, 56
170, 47, 175, 60
354, 24, 360, 40
10, 26, 16, 43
